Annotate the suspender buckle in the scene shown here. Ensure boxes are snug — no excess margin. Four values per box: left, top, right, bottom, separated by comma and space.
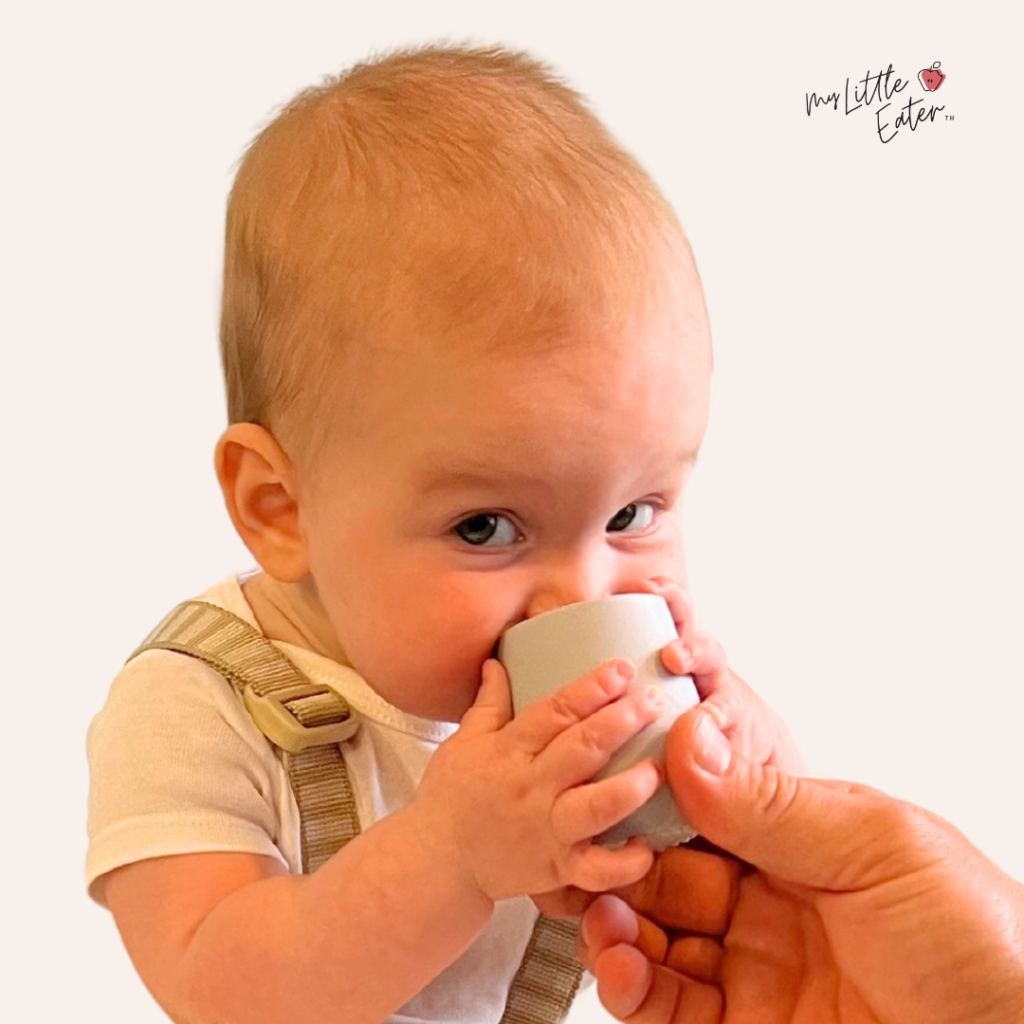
243, 687, 360, 754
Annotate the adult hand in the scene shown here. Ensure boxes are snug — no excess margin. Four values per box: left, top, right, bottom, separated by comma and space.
579, 707, 1024, 1024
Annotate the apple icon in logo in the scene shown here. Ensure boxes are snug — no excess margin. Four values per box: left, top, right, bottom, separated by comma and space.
918, 61, 946, 91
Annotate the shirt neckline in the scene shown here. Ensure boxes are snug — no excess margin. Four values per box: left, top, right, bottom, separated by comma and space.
198, 570, 459, 744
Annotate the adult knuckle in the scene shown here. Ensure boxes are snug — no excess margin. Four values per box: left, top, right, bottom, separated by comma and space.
753, 764, 801, 823
881, 799, 952, 859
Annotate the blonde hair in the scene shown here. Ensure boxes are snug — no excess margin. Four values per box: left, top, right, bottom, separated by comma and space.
220, 40, 695, 468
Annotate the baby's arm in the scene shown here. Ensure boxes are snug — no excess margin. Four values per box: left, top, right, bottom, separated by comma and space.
105, 801, 496, 1024
103, 657, 664, 1024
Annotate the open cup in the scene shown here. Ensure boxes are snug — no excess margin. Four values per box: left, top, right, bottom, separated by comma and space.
496, 593, 699, 850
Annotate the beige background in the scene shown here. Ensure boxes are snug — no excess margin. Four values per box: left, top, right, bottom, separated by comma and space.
3, 1, 1021, 1021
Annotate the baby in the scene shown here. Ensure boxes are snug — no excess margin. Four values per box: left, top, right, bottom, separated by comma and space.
86, 42, 790, 1024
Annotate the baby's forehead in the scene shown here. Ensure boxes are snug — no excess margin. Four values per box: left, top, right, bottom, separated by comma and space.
304, 202, 706, 411
302, 265, 709, 508
330, 258, 706, 411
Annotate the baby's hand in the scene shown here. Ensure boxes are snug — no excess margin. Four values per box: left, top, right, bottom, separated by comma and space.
413, 658, 666, 904
620, 574, 697, 639
527, 575, 697, 920
622, 574, 804, 773
531, 576, 804, 920
662, 633, 805, 774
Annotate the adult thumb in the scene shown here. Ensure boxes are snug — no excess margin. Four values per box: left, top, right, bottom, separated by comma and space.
665, 709, 923, 892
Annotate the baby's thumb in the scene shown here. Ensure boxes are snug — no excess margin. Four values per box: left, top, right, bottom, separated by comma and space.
665, 709, 911, 893
458, 658, 513, 735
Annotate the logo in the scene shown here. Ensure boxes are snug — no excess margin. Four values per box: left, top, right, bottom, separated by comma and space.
805, 62, 951, 144
918, 62, 946, 91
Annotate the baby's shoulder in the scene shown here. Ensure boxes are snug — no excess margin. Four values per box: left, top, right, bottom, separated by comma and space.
85, 645, 301, 908
89, 645, 274, 765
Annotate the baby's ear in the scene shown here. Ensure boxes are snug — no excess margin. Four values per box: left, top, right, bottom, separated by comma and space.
214, 423, 308, 581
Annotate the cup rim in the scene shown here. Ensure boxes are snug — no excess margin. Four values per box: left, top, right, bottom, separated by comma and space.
499, 592, 667, 642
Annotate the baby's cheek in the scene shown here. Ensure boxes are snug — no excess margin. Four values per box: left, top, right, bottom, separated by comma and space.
432, 584, 512, 696
433, 577, 512, 642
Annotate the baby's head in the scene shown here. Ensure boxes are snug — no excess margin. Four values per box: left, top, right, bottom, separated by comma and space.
215, 43, 712, 722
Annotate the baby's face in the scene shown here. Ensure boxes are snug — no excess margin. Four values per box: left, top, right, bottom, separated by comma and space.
297, 273, 711, 722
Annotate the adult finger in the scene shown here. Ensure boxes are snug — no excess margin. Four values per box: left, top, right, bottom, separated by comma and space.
663, 709, 938, 891
612, 844, 742, 934
594, 945, 723, 1024
579, 894, 663, 969
665, 936, 724, 987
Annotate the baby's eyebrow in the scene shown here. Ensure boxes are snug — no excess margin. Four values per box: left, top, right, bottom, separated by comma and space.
416, 462, 549, 497
415, 449, 698, 497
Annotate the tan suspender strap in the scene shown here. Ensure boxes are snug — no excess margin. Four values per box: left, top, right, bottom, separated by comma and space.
500, 916, 584, 1024
129, 598, 584, 1021
128, 599, 360, 872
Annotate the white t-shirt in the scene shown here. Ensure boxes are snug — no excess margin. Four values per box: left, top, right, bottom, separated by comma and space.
86, 570, 590, 1024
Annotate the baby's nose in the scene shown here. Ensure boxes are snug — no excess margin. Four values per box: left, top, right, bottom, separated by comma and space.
524, 571, 610, 620
525, 593, 568, 619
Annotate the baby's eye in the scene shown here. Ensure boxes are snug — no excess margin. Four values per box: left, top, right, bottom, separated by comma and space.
453, 513, 519, 547
606, 502, 656, 533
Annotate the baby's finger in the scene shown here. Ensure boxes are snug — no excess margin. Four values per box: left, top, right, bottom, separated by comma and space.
458, 659, 513, 736
564, 835, 656, 893
507, 659, 637, 756
648, 576, 697, 637
661, 640, 807, 775
659, 633, 726, 692
541, 683, 665, 789
620, 577, 697, 637
552, 759, 663, 845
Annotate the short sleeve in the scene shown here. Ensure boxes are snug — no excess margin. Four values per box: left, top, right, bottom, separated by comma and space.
85, 648, 299, 908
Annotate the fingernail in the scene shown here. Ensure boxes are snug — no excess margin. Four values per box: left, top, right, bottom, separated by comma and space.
644, 685, 667, 711
674, 640, 693, 670
694, 713, 732, 775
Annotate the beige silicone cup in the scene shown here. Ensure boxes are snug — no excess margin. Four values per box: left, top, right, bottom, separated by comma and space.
496, 593, 698, 850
